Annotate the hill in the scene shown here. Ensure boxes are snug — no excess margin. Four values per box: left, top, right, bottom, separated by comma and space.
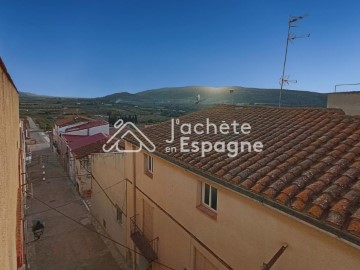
98, 86, 327, 107
19, 86, 327, 130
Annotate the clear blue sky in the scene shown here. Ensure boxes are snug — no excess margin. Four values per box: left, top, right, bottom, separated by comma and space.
1, 0, 359, 97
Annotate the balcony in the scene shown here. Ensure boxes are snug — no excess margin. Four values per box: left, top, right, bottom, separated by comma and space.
130, 215, 158, 262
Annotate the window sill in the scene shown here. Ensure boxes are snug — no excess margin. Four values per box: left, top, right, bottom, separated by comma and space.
196, 204, 217, 220
145, 170, 153, 179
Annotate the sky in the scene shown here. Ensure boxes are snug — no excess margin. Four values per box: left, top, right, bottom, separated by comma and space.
1, 0, 359, 97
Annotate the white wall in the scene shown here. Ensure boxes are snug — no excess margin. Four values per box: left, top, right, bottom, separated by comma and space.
57, 122, 87, 134
65, 124, 109, 136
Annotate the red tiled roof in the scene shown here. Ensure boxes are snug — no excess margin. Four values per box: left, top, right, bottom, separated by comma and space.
65, 120, 108, 132
130, 105, 360, 245
69, 133, 108, 158
55, 115, 94, 127
62, 134, 88, 143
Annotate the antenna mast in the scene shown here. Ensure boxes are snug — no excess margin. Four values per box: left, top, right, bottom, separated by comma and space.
279, 14, 310, 107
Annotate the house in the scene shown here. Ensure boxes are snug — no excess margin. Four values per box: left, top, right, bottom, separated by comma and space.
67, 133, 109, 196
91, 105, 360, 270
52, 117, 109, 166
64, 119, 109, 136
57, 134, 88, 158
327, 91, 360, 116
0, 57, 26, 270
52, 115, 93, 148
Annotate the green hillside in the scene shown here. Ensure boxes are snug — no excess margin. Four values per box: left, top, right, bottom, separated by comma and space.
19, 86, 327, 130
99, 86, 326, 107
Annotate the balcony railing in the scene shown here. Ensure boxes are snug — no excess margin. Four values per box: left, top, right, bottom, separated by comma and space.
130, 215, 158, 262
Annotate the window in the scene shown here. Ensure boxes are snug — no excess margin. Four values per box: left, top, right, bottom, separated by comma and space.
116, 205, 122, 224
144, 154, 153, 177
202, 183, 217, 211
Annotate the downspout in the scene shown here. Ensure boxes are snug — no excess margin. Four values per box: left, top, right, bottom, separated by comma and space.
132, 144, 137, 270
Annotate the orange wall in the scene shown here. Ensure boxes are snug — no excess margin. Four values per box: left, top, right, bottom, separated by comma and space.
0, 61, 20, 270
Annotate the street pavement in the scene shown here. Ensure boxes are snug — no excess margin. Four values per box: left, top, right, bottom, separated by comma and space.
25, 118, 121, 270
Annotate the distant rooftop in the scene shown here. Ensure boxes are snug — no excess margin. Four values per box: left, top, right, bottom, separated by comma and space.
69, 133, 108, 159
62, 134, 88, 143
65, 120, 108, 132
55, 115, 94, 127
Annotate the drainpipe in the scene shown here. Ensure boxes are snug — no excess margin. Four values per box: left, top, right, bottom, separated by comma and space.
132, 144, 137, 270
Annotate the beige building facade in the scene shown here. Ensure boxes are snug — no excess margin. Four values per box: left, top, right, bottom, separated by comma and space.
90, 153, 129, 262
0, 58, 25, 269
91, 105, 360, 270
90, 141, 360, 270
124, 145, 360, 270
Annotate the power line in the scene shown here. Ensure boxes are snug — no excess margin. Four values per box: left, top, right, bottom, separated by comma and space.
79, 159, 119, 207
26, 178, 127, 216
25, 191, 176, 270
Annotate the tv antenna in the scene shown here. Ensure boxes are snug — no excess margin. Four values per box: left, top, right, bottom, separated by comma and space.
229, 89, 235, 105
279, 75, 297, 86
195, 94, 207, 105
279, 14, 310, 107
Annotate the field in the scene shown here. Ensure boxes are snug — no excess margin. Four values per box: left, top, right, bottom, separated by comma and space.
20, 86, 327, 130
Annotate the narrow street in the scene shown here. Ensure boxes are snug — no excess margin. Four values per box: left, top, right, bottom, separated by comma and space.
25, 119, 120, 270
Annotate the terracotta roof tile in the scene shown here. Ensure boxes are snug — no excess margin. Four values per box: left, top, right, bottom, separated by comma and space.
127, 105, 360, 244
348, 209, 360, 236
55, 115, 94, 127
69, 133, 109, 158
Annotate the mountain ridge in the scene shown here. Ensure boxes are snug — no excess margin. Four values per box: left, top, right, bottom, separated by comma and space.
20, 86, 327, 107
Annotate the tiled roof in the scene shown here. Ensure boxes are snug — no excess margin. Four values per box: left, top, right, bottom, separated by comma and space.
62, 134, 88, 143
69, 133, 108, 158
132, 105, 360, 244
55, 116, 93, 127
65, 120, 108, 132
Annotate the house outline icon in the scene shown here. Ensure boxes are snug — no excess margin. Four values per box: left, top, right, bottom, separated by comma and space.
102, 119, 156, 153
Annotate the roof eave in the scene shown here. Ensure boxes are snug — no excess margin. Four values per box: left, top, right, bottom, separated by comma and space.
126, 138, 360, 248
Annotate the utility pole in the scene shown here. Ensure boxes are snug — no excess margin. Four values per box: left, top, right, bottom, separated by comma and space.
279, 15, 310, 107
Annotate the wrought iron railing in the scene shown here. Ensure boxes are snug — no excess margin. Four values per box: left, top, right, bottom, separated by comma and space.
130, 215, 158, 262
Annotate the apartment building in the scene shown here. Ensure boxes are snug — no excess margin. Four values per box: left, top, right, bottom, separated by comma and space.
0, 57, 26, 269
92, 105, 360, 270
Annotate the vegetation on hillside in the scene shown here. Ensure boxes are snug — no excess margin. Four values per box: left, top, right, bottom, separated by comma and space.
20, 86, 327, 130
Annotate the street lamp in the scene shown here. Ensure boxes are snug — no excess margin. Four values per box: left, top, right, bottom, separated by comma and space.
32, 220, 45, 240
